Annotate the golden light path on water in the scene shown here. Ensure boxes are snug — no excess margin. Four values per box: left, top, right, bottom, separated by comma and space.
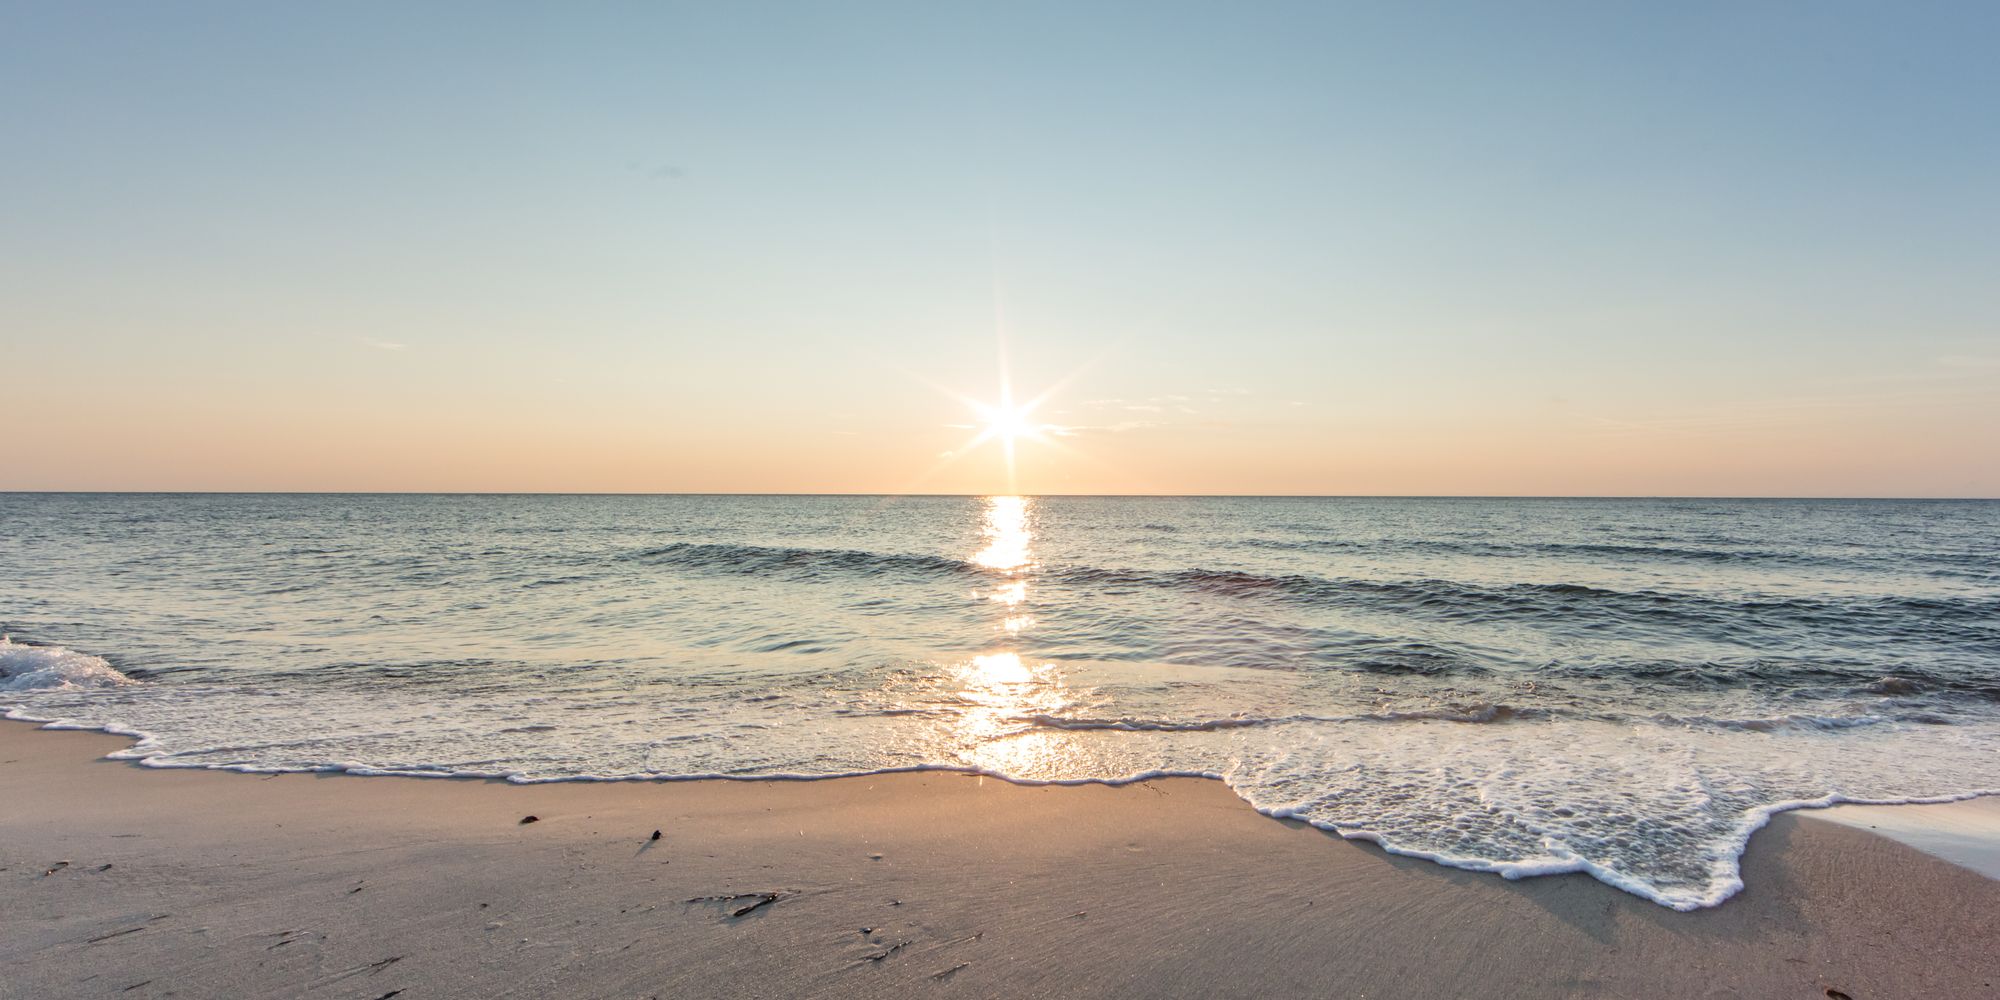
970, 495, 1033, 572
945, 496, 1083, 777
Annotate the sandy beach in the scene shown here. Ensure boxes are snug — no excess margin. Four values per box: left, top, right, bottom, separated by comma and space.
10, 2, 1999, 995
3, 721, 1995, 999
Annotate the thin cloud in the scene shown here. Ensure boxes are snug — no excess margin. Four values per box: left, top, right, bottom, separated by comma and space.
624, 158, 686, 180
1065, 386, 1282, 434
360, 337, 407, 352
1061, 419, 1160, 436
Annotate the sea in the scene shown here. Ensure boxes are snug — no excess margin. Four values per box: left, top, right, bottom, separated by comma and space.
3, 493, 1997, 909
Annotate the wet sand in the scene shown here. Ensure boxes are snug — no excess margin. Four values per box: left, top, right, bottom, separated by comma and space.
3, 720, 1995, 999
1817, 797, 2000, 881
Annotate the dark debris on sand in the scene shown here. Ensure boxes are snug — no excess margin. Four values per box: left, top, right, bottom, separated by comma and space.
685, 891, 789, 919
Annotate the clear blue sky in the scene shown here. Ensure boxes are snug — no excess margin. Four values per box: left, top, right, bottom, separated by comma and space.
4, 2, 1995, 494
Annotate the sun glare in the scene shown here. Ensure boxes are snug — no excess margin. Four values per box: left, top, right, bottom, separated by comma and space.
968, 393, 1048, 454
958, 387, 1064, 491
918, 344, 1088, 493
974, 399, 1038, 448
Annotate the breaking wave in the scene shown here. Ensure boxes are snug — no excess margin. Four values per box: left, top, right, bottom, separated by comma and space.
0, 638, 133, 692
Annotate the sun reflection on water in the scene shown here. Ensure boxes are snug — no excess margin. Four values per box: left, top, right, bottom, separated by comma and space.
950, 650, 1078, 777
967, 650, 1034, 687
838, 497, 1098, 778
940, 497, 1085, 776
971, 495, 1033, 572
975, 496, 1035, 615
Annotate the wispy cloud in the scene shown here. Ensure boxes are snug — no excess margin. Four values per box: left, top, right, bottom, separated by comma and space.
359, 337, 407, 352
624, 158, 686, 181
1059, 419, 1161, 436
1063, 386, 1272, 435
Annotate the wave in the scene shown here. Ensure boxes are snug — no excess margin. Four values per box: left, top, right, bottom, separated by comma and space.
0, 637, 134, 691
1236, 536, 1999, 582
1014, 713, 1283, 732
1271, 786, 2000, 912
1546, 658, 2000, 705
1346, 640, 1491, 676
1647, 712, 1889, 732
1010, 703, 1550, 732
1239, 536, 1790, 564
625, 541, 976, 581
1010, 704, 1907, 735
1060, 564, 2000, 640
616, 539, 2000, 651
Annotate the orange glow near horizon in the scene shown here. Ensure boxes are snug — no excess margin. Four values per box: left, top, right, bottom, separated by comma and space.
8, 362, 1994, 497
957, 386, 1064, 493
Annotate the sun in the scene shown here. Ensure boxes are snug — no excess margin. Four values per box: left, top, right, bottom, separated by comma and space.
943, 383, 1067, 493
969, 393, 1043, 451
909, 347, 1091, 494
964, 386, 1060, 482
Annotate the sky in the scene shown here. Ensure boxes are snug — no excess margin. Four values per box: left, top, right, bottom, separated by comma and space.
3, 2, 1996, 496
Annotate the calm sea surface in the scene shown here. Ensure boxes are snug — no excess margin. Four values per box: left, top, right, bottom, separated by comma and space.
4, 494, 1997, 908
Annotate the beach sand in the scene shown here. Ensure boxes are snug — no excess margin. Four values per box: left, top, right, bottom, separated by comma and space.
3, 720, 1994, 1000
1816, 798, 2000, 882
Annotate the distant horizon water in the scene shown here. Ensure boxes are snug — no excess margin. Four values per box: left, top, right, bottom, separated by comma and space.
6, 491, 1998, 500
4, 493, 1997, 910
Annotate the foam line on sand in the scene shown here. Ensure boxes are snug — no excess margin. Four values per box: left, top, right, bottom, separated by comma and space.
2, 720, 1996, 999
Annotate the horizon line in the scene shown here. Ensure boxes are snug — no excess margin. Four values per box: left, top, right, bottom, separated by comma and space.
3, 490, 1996, 502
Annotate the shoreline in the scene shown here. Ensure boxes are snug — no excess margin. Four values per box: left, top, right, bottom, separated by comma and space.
1816, 798, 2000, 881
11, 707, 1998, 909
5, 719, 1997, 998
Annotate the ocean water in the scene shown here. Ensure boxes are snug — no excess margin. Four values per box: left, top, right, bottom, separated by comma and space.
4, 493, 1997, 909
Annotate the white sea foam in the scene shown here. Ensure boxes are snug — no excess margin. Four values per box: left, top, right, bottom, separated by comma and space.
0, 638, 133, 692
9, 669, 1998, 911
